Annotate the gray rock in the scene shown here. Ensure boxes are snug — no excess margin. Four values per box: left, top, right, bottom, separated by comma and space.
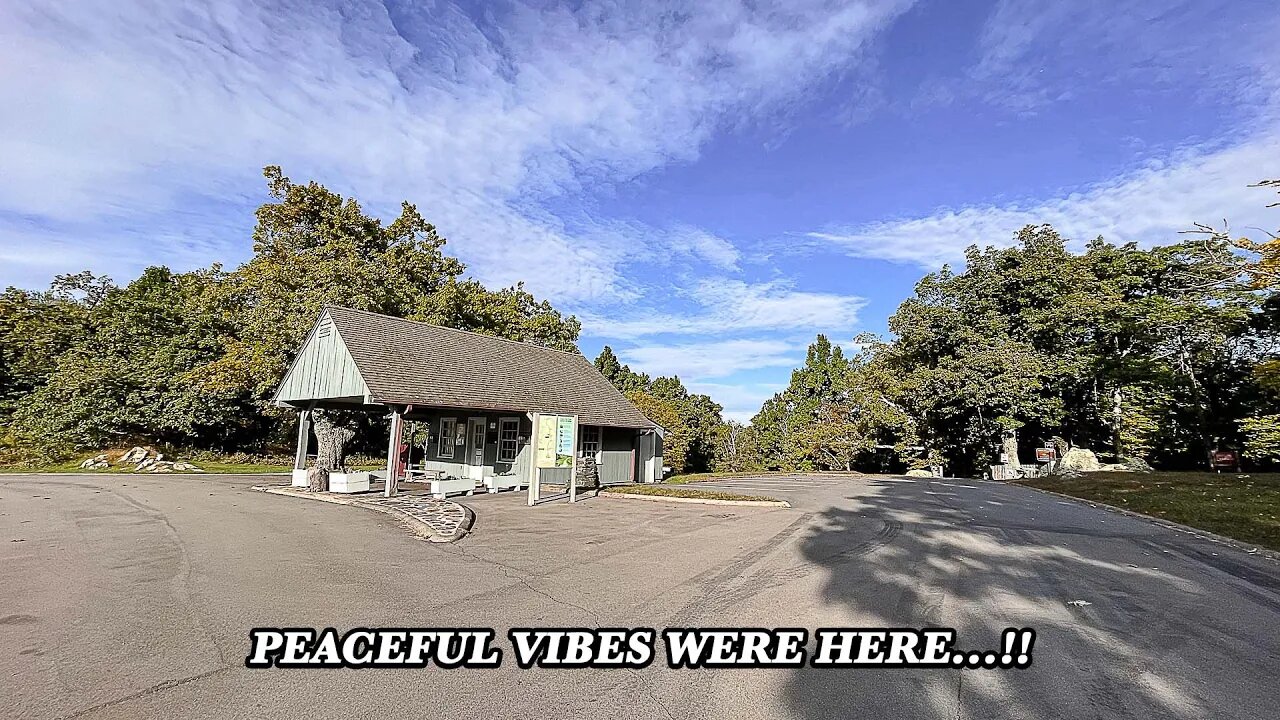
1058, 448, 1101, 473
1121, 456, 1154, 472
905, 469, 934, 478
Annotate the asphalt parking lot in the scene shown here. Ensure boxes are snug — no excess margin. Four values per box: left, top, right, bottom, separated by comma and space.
3, 471, 1280, 719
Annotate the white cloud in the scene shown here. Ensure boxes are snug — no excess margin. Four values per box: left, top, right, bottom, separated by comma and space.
965, 0, 1280, 113
673, 227, 741, 272
0, 0, 914, 299
809, 130, 1280, 269
620, 339, 799, 380
580, 279, 866, 339
686, 381, 786, 423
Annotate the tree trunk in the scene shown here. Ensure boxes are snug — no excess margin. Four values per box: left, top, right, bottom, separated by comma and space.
1003, 429, 1021, 471
313, 409, 358, 472
1111, 385, 1125, 460
306, 466, 329, 492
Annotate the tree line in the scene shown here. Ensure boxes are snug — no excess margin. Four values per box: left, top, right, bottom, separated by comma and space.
0, 167, 580, 464
704, 191, 1280, 476
2, 169, 1276, 477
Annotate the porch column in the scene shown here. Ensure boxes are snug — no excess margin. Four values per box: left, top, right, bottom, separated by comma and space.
385, 407, 403, 498
569, 414, 580, 504
290, 407, 312, 487
293, 408, 312, 470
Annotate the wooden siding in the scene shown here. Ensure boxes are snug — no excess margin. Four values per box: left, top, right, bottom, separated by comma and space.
598, 426, 636, 485
275, 312, 370, 404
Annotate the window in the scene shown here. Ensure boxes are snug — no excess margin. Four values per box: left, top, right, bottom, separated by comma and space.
498, 418, 520, 463
581, 425, 601, 456
438, 418, 457, 459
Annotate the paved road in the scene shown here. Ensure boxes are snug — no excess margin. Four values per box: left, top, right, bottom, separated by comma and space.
3, 472, 1279, 719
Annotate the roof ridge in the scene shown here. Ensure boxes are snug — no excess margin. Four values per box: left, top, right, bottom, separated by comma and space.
324, 305, 586, 358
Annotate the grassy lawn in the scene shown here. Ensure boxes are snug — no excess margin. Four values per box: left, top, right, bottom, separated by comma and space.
603, 485, 780, 503
1020, 471, 1280, 551
0, 459, 295, 474
664, 470, 863, 485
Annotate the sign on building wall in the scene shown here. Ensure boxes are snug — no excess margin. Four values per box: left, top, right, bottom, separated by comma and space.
534, 414, 577, 468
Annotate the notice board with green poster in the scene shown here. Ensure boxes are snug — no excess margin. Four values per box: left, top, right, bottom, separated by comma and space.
534, 414, 577, 468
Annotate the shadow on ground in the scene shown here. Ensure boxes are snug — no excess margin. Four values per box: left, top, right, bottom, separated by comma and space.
781, 477, 1280, 719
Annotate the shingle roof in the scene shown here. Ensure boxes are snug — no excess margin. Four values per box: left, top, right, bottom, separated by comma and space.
324, 306, 656, 428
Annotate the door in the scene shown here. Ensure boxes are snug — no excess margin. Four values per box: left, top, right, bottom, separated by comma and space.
466, 417, 486, 483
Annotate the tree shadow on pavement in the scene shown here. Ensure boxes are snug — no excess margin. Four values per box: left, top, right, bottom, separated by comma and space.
781, 477, 1280, 720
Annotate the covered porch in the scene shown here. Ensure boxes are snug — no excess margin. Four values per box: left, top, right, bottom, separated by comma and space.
271, 307, 664, 503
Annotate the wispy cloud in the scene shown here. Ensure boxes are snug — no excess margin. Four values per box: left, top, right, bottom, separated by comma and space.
809, 130, 1280, 268
619, 338, 799, 381
949, 0, 1279, 114
0, 0, 914, 298
686, 380, 787, 423
581, 279, 866, 339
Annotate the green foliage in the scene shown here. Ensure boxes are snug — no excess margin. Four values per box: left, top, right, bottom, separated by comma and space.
3, 167, 580, 457
10, 268, 239, 455
1241, 415, 1280, 462
751, 335, 921, 472
594, 347, 724, 474
594, 346, 651, 393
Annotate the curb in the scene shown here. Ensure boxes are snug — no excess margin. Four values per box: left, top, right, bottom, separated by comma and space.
253, 485, 472, 543
600, 491, 791, 508
1013, 482, 1280, 562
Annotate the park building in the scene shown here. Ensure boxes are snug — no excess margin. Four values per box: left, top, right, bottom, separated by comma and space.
272, 306, 664, 500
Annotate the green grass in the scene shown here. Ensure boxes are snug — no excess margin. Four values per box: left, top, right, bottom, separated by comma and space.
1020, 471, 1280, 551
0, 458, 384, 474
603, 485, 780, 503
0, 459, 295, 474
664, 470, 863, 485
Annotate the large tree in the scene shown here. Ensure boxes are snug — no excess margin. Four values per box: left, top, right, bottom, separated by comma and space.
197, 166, 581, 468
4, 166, 581, 464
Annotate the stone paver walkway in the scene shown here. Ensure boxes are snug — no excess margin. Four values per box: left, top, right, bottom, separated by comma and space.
253, 485, 472, 542
366, 493, 468, 539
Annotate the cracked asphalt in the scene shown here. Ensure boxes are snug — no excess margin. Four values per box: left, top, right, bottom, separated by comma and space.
3, 472, 1279, 719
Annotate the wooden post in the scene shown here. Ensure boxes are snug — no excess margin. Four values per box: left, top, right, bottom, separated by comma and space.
385, 407, 403, 498
569, 414, 580, 504
527, 413, 540, 506
293, 408, 312, 470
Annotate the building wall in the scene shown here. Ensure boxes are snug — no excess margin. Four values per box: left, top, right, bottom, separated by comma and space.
276, 313, 369, 403
403, 410, 650, 486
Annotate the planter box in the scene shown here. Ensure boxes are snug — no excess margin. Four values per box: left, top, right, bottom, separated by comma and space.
329, 472, 371, 494
484, 475, 523, 493
430, 476, 476, 499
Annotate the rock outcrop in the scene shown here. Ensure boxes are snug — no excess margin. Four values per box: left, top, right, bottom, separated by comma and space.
76, 446, 204, 473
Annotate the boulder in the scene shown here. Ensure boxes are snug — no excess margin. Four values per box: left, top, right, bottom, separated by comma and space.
1097, 463, 1132, 472
118, 446, 150, 464
905, 469, 934, 478
1121, 456, 1154, 473
1058, 448, 1101, 473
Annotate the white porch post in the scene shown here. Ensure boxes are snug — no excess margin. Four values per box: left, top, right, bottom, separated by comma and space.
291, 407, 312, 487
527, 412, 540, 506
569, 414, 580, 504
293, 408, 311, 470
385, 407, 403, 498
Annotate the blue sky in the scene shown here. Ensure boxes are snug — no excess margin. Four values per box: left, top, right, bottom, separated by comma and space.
2, 1, 1278, 421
